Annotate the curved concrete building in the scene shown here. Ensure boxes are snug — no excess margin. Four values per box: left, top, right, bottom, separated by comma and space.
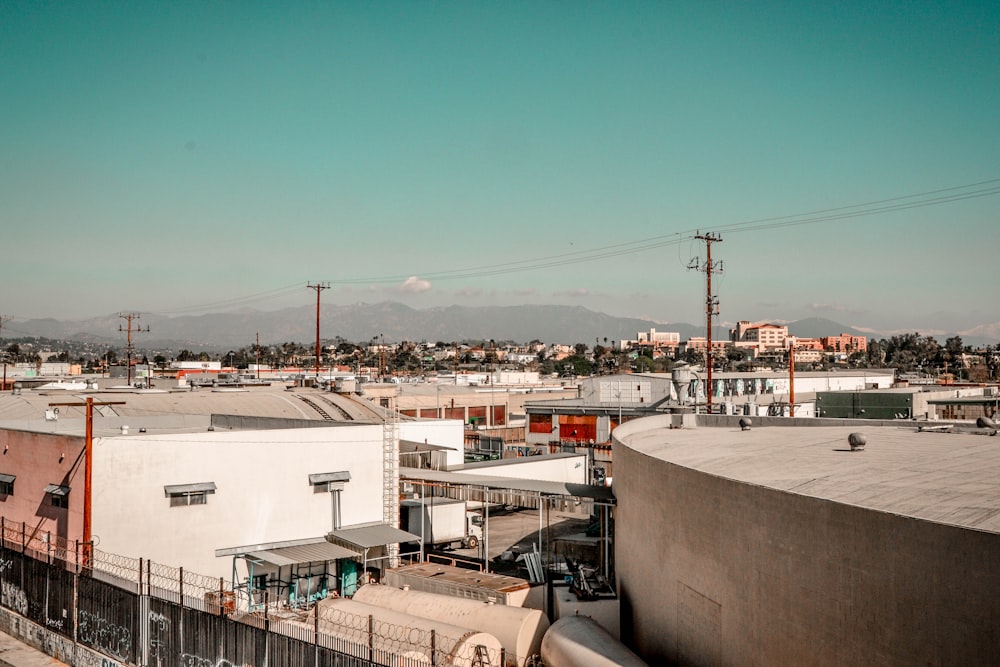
613, 415, 1000, 666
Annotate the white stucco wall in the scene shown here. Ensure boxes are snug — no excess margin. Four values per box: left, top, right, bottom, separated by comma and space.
91, 424, 386, 579
398, 419, 465, 467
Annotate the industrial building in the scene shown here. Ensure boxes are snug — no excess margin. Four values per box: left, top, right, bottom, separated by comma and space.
612, 415, 1000, 665
0, 380, 463, 590
523, 368, 896, 478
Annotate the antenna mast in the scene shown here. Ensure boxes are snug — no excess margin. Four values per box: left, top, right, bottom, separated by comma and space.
307, 282, 330, 378
118, 313, 150, 386
689, 232, 723, 412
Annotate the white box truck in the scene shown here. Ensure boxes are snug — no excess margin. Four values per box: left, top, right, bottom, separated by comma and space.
400, 498, 483, 550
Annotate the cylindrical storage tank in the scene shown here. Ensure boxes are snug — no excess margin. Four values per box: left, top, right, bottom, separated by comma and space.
317, 597, 503, 667
354, 584, 549, 667
541, 616, 648, 667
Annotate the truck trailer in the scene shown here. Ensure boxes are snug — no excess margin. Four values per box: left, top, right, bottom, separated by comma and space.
400, 498, 483, 550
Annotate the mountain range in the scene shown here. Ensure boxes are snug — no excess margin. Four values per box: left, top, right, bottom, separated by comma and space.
2, 303, 996, 351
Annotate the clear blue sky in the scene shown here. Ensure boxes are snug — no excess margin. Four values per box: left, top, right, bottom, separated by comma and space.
2, 1, 998, 334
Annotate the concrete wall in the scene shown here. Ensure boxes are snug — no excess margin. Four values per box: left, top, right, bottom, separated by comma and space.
613, 416, 1000, 666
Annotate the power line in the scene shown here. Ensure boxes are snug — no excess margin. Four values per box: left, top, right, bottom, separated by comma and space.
88, 177, 1000, 316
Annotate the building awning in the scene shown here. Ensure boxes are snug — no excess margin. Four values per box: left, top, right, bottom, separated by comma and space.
0, 474, 15, 484
44, 484, 70, 496
164, 482, 217, 496
308, 471, 351, 485
327, 523, 421, 551
400, 467, 615, 502
254, 541, 357, 566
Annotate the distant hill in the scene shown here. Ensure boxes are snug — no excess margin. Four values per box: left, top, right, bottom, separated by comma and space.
4, 305, 995, 350
7, 303, 676, 348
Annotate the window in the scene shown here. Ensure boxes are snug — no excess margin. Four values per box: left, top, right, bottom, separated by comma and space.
45, 484, 70, 509
164, 482, 216, 507
0, 473, 14, 496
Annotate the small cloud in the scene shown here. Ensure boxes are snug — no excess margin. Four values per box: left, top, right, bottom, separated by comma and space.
554, 288, 592, 298
396, 276, 432, 294
808, 303, 849, 313
457, 287, 484, 298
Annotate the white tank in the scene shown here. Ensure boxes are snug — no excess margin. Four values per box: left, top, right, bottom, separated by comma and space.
354, 584, 549, 667
317, 597, 503, 667
541, 616, 648, 667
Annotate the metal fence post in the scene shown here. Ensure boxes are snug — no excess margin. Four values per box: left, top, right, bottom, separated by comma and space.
368, 614, 374, 662
430, 628, 436, 666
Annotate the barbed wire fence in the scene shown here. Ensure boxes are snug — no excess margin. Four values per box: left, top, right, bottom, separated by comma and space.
0, 517, 511, 667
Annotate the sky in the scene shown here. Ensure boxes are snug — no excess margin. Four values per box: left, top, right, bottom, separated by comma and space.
1, 1, 998, 335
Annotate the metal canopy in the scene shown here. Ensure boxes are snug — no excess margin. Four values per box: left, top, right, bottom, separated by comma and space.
327, 523, 421, 550
254, 541, 356, 567
399, 467, 615, 502
0, 473, 15, 484
308, 471, 351, 485
43, 484, 70, 496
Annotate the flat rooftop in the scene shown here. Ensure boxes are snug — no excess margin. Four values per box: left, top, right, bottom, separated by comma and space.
620, 422, 1000, 534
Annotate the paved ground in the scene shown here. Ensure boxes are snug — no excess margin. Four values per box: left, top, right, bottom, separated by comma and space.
0, 633, 66, 667
413, 507, 594, 577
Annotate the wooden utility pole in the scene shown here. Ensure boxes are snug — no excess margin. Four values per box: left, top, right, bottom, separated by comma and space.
789, 340, 796, 417
255, 332, 261, 380
118, 313, 149, 386
689, 233, 723, 412
48, 397, 125, 559
0, 315, 10, 392
307, 282, 330, 377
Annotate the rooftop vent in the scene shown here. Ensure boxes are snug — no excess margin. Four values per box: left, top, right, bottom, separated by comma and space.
848, 432, 866, 451
976, 416, 998, 436
738, 417, 752, 431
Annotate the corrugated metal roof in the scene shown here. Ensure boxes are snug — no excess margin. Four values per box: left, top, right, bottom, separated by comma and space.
255, 541, 357, 566
327, 523, 421, 550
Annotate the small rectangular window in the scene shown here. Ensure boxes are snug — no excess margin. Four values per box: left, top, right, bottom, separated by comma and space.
164, 482, 216, 508
0, 473, 15, 496
169, 493, 208, 507
44, 484, 70, 509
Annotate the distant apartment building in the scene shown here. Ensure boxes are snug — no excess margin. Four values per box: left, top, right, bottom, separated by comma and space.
821, 333, 868, 354
620, 328, 681, 351
730, 321, 788, 352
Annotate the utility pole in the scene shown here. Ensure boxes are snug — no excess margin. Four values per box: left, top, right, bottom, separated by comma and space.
689, 232, 723, 412
0, 315, 11, 392
788, 340, 796, 417
48, 397, 125, 562
255, 332, 261, 380
307, 282, 330, 378
118, 313, 149, 387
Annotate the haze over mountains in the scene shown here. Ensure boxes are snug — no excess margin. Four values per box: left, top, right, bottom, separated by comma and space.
3, 303, 996, 350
